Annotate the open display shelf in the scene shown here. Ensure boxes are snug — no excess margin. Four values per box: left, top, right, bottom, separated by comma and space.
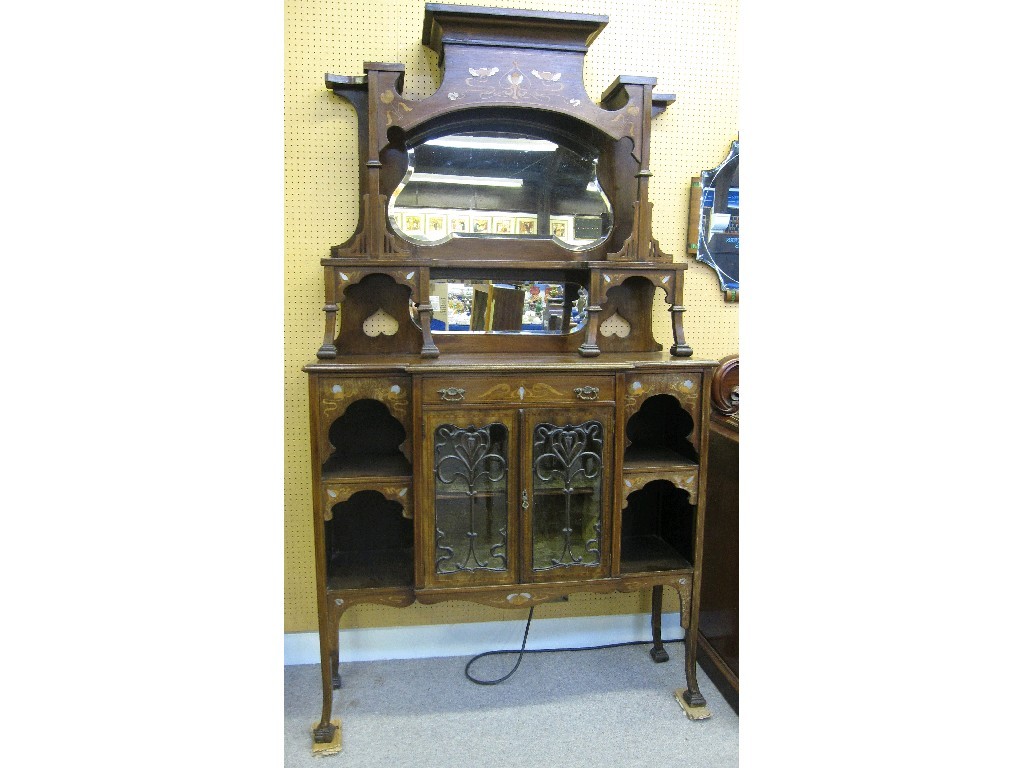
619, 480, 696, 574
324, 491, 414, 589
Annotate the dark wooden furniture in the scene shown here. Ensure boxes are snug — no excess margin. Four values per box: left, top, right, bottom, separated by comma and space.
697, 355, 739, 711
304, 4, 719, 747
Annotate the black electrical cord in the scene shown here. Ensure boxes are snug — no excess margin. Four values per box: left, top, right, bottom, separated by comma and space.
464, 604, 686, 685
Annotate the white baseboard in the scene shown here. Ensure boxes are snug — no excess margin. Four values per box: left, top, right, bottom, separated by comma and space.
284, 611, 684, 665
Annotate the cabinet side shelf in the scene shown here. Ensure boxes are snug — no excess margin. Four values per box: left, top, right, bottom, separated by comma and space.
326, 549, 415, 591
321, 454, 413, 480
619, 535, 694, 574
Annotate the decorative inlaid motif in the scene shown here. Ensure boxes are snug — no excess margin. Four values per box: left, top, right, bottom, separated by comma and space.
675, 577, 692, 619
416, 588, 582, 609
335, 269, 417, 297
622, 375, 701, 421
597, 271, 674, 304
323, 484, 411, 520
460, 60, 566, 103
319, 378, 411, 459
622, 468, 698, 503
608, 104, 641, 138
328, 591, 414, 621
476, 382, 569, 402
320, 378, 408, 421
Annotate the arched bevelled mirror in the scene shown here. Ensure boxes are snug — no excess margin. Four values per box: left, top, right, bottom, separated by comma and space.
388, 132, 613, 250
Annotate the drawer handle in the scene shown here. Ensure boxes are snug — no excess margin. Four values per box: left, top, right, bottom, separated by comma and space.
574, 386, 599, 401
438, 387, 466, 402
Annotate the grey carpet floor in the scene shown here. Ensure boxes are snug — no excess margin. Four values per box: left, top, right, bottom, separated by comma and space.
284, 643, 738, 767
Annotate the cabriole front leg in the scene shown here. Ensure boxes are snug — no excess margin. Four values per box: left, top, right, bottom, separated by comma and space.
313, 613, 339, 744
681, 619, 707, 708
328, 598, 347, 689
671, 577, 710, 719
329, 637, 341, 690
312, 598, 348, 745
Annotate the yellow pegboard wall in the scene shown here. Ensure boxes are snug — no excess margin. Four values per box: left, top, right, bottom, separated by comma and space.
285, 0, 739, 633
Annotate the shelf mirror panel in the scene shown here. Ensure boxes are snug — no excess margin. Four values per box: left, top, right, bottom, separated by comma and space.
389, 133, 612, 249
424, 279, 588, 334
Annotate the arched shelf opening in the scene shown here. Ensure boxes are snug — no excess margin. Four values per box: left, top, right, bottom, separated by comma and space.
322, 399, 410, 478
619, 480, 694, 574
624, 393, 698, 468
325, 490, 414, 590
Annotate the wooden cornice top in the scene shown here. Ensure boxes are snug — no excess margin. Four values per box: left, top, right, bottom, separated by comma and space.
422, 4, 609, 65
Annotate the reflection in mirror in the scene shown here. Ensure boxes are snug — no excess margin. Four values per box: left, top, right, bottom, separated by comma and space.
389, 133, 612, 249
421, 279, 588, 334
696, 139, 739, 301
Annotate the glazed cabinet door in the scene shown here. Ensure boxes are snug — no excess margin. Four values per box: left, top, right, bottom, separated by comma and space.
523, 407, 614, 583
422, 409, 518, 589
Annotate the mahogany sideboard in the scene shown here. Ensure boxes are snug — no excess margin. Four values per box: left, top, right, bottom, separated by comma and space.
302, 4, 720, 748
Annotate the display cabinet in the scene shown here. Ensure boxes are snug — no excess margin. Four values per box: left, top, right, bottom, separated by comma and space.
303, 4, 720, 749
697, 355, 739, 711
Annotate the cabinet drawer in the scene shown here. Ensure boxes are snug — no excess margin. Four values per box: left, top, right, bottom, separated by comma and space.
423, 375, 615, 405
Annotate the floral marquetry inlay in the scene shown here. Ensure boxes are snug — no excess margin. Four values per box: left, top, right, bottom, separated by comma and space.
674, 577, 692, 620
597, 270, 676, 305
318, 377, 412, 460
623, 374, 702, 423
323, 484, 412, 520
622, 468, 698, 504
477, 382, 568, 402
335, 269, 418, 298
457, 61, 566, 103
327, 591, 414, 624
320, 377, 410, 422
